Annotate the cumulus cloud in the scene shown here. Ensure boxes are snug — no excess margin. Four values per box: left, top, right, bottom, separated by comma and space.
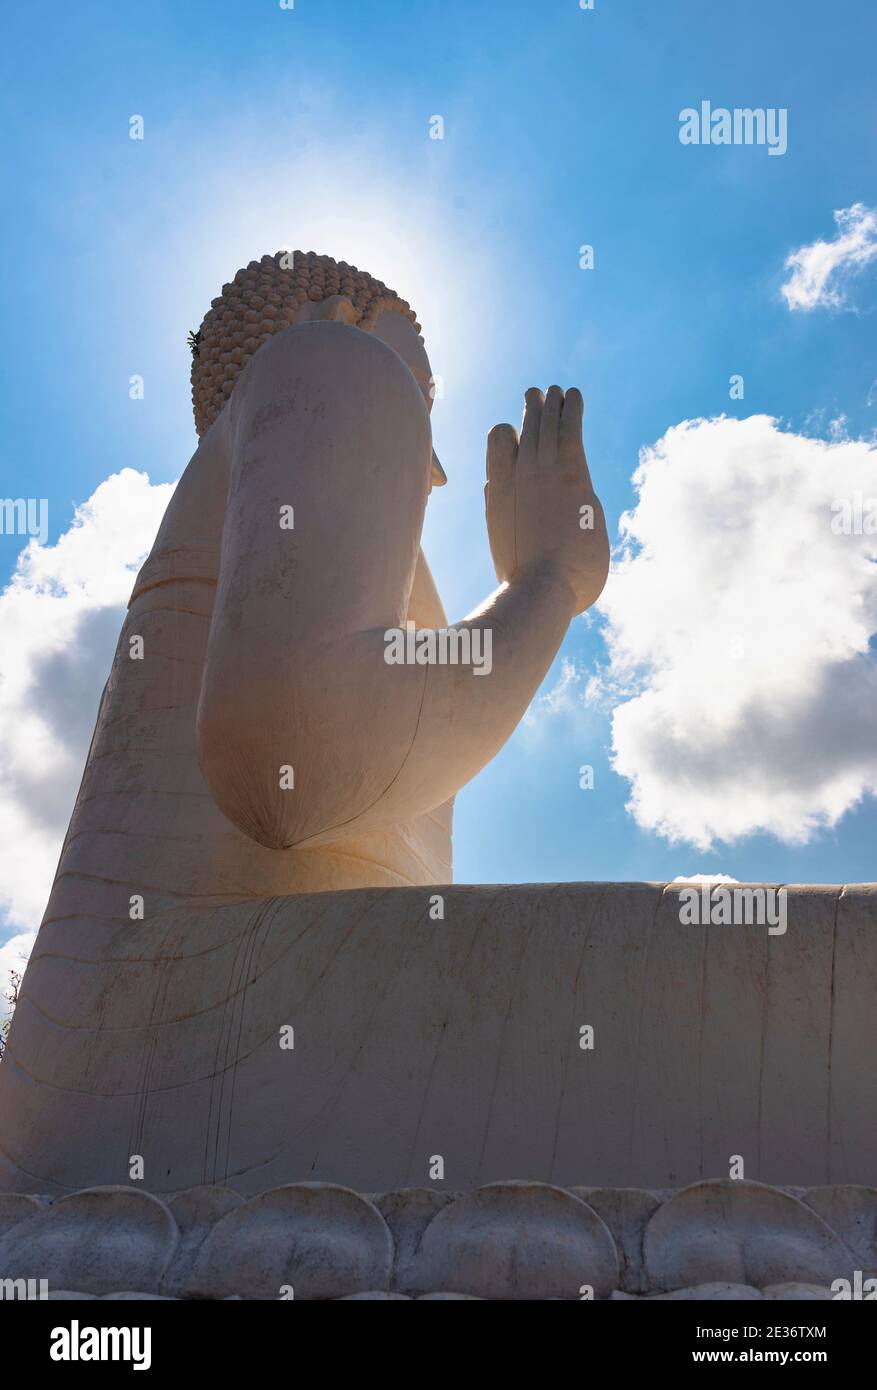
592, 415, 877, 849
781, 203, 877, 311
0, 470, 174, 943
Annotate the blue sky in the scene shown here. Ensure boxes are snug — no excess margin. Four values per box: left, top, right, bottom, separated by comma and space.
1, 0, 876, 946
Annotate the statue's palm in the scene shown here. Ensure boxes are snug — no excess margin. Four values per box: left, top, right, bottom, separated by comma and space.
485, 385, 609, 616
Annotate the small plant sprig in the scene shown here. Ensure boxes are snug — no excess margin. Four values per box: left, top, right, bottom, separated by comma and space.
0, 969, 22, 1061
187, 329, 201, 359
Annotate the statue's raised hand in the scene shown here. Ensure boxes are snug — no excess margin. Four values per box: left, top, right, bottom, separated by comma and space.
486, 386, 609, 615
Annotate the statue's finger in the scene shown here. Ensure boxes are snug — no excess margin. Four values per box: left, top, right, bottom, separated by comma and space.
486, 424, 518, 577
559, 387, 583, 453
559, 387, 594, 489
486, 422, 518, 484
538, 385, 563, 470
519, 387, 544, 459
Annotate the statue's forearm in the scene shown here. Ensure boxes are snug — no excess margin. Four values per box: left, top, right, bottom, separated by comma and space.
313, 563, 577, 842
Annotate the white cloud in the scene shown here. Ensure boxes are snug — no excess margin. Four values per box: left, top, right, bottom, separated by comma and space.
592, 415, 877, 850
781, 203, 877, 311
672, 874, 739, 885
0, 470, 174, 948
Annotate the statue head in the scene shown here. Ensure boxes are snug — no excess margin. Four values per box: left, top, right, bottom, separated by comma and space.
191, 250, 446, 486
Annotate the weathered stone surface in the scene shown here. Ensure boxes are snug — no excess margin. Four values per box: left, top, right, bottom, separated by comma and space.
610, 1284, 761, 1301
103, 1292, 178, 1300
646, 1283, 762, 1301
169, 1184, 244, 1230
573, 1187, 659, 1294
762, 1283, 833, 1300
828, 888, 877, 1180
417, 1292, 483, 1300
164, 1185, 243, 1295
188, 1183, 393, 1300
803, 1185, 877, 1276
644, 1180, 852, 1292
374, 1188, 456, 1294
4, 1179, 874, 1300
411, 1181, 618, 1300
339, 1291, 411, 1300
0, 1186, 178, 1296
47, 1291, 98, 1300
3, 885, 875, 1196
0, 1193, 44, 1239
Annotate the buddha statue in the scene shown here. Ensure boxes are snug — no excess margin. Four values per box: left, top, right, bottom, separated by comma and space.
0, 250, 608, 1194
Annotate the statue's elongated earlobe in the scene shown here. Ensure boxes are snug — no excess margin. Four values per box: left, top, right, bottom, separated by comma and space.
431, 449, 448, 487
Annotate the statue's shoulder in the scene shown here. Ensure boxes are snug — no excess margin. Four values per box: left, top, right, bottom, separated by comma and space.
129, 420, 231, 607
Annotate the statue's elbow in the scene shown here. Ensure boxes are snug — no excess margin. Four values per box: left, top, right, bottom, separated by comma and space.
196, 698, 320, 850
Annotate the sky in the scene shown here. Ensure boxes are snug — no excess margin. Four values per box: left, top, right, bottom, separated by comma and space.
1, 0, 876, 981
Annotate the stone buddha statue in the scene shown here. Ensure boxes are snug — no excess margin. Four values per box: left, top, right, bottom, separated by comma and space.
0, 250, 609, 1194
